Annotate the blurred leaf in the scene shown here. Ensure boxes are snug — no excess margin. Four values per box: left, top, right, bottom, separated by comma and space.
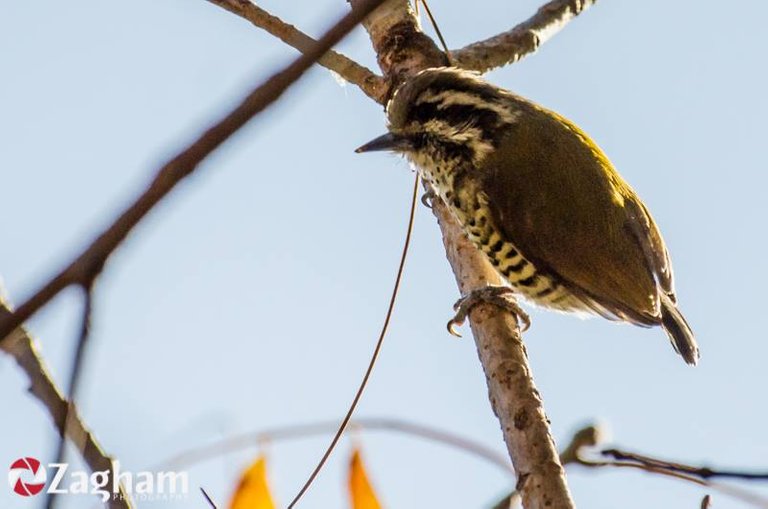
348, 448, 383, 509
229, 455, 276, 509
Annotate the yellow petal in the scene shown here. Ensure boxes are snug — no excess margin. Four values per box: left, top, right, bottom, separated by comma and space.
229, 455, 276, 509
348, 448, 382, 509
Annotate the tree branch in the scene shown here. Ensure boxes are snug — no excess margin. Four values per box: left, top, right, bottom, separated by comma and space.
205, 0, 388, 103
452, 0, 598, 73
0, 301, 132, 509
0, 0, 389, 348
349, 0, 584, 507
432, 199, 575, 509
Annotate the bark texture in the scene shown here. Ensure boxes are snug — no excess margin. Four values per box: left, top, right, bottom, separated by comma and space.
351, 1, 576, 507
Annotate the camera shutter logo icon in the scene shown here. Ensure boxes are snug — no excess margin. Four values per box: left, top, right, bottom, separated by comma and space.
8, 457, 47, 496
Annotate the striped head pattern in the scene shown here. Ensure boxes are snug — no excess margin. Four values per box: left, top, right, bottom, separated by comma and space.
385, 67, 522, 166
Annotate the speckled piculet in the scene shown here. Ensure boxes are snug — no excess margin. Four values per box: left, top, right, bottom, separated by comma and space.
356, 67, 699, 365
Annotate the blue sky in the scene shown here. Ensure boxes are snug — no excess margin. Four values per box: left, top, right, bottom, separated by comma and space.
2, 1, 768, 508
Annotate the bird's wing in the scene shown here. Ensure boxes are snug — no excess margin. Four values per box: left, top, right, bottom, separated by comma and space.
480, 104, 670, 324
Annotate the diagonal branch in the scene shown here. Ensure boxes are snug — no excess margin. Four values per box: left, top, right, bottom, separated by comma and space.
452, 0, 598, 73
205, 0, 388, 103
0, 300, 132, 509
0, 0, 389, 348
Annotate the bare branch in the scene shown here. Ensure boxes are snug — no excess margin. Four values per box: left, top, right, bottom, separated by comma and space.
599, 448, 768, 482
498, 425, 768, 509
0, 0, 389, 348
155, 417, 513, 476
349, 1, 575, 507
452, 0, 598, 73
0, 301, 132, 509
205, 0, 388, 103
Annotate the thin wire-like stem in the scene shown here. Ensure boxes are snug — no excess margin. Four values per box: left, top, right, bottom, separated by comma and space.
418, 0, 454, 64
287, 173, 421, 508
46, 285, 94, 509
200, 487, 218, 509
156, 417, 512, 475
600, 449, 768, 481
578, 460, 768, 509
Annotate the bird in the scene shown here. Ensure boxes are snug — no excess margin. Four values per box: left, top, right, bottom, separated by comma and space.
356, 67, 699, 365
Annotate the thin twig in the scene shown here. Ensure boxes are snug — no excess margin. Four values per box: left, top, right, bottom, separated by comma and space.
0, 0, 389, 348
287, 173, 421, 508
154, 416, 513, 476
46, 285, 94, 509
204, 0, 388, 103
497, 425, 768, 509
200, 487, 218, 509
600, 449, 768, 481
416, 0, 454, 64
452, 0, 598, 73
582, 461, 768, 508
0, 300, 132, 509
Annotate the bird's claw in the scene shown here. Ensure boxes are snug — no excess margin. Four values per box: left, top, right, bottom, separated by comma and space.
421, 189, 438, 209
446, 286, 531, 337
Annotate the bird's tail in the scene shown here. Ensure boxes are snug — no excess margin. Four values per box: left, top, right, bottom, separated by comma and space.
660, 294, 699, 366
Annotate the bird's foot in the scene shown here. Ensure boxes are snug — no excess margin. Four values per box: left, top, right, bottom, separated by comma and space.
447, 286, 531, 337
421, 188, 438, 209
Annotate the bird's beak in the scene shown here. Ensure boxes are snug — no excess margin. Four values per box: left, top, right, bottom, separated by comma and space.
355, 133, 411, 153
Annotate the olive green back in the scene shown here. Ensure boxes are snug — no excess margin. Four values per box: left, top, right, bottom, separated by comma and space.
479, 98, 674, 325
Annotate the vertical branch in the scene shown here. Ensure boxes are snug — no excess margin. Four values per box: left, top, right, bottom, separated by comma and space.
432, 201, 575, 509
350, 1, 575, 507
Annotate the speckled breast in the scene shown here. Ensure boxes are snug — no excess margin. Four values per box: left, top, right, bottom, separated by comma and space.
417, 158, 582, 312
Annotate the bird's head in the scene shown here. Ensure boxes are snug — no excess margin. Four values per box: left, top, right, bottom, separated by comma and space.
356, 67, 521, 166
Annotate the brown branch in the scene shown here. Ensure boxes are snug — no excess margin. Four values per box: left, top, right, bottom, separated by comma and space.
0, 0, 389, 348
498, 425, 768, 509
434, 199, 574, 509
493, 424, 604, 509
205, 0, 388, 103
154, 417, 513, 476
452, 0, 598, 73
349, 1, 580, 507
599, 448, 768, 482
0, 300, 132, 509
